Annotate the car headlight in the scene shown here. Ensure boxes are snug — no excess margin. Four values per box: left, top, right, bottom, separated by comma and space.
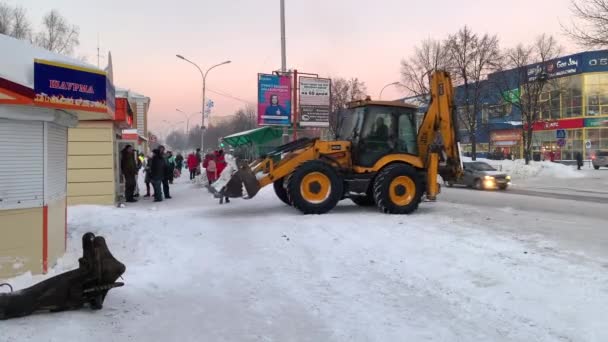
484, 175, 495, 180
506, 175, 511, 180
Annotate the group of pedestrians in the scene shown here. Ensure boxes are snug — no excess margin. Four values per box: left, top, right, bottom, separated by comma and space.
144, 145, 174, 202
121, 144, 184, 203
121, 145, 230, 204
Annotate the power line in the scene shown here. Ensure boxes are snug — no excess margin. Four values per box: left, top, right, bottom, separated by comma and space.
207, 88, 255, 105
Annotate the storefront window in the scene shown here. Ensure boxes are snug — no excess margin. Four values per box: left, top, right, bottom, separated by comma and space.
585, 128, 608, 152
538, 75, 583, 119
585, 73, 608, 116
533, 128, 584, 160
601, 129, 608, 150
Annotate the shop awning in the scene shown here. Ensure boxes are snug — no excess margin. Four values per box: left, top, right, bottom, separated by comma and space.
222, 127, 283, 147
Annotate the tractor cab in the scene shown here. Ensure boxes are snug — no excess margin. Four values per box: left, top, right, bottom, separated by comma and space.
337, 100, 419, 168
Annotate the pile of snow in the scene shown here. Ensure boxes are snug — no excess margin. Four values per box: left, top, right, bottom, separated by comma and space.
0, 34, 101, 88
462, 157, 585, 180
1, 178, 608, 341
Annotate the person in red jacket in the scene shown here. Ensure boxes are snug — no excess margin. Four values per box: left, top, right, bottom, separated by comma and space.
215, 149, 227, 175
187, 152, 198, 180
205, 154, 218, 184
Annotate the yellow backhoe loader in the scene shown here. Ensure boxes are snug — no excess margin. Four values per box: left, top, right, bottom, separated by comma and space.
217, 71, 462, 214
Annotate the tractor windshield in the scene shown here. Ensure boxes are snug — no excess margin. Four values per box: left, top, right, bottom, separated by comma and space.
336, 107, 364, 140
359, 105, 418, 155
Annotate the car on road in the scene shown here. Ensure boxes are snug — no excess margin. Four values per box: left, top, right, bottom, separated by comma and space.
447, 161, 511, 190
592, 150, 608, 169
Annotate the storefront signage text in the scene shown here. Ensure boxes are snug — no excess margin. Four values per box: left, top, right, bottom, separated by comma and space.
584, 117, 608, 127
531, 118, 584, 131
588, 57, 608, 67
34, 59, 115, 115
491, 129, 521, 141
48, 80, 95, 94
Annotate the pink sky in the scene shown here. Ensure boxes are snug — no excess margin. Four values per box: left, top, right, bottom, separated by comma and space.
12, 0, 577, 135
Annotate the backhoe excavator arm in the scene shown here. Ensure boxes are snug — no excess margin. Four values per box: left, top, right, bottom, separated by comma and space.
416, 71, 463, 200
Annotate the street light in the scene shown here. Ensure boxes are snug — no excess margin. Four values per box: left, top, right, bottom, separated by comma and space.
379, 81, 401, 100
176, 108, 201, 134
176, 54, 231, 153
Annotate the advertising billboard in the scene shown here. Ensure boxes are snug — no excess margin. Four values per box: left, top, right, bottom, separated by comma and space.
299, 77, 331, 127
34, 59, 115, 115
258, 74, 291, 126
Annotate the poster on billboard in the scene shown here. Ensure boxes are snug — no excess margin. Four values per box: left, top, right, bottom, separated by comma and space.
299, 77, 331, 127
258, 74, 291, 126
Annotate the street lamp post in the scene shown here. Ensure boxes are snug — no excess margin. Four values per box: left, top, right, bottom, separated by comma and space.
379, 81, 401, 100
176, 108, 201, 134
176, 55, 231, 153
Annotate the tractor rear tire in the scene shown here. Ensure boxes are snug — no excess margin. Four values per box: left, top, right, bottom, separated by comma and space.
373, 164, 422, 214
287, 161, 343, 214
273, 178, 291, 205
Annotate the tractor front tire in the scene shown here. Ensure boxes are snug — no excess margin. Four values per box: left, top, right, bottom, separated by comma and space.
273, 178, 291, 206
287, 161, 343, 214
373, 164, 422, 214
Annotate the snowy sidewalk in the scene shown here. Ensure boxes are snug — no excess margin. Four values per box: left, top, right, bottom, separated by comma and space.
2, 177, 607, 342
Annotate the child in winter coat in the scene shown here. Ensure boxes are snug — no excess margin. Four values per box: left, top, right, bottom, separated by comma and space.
206, 154, 218, 184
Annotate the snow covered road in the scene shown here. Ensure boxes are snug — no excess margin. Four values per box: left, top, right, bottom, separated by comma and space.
2, 178, 607, 342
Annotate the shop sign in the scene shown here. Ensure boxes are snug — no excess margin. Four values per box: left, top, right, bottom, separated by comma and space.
299, 77, 331, 128
34, 59, 115, 115
527, 54, 582, 82
258, 73, 292, 126
583, 51, 608, 72
531, 118, 584, 131
490, 129, 521, 141
584, 117, 608, 127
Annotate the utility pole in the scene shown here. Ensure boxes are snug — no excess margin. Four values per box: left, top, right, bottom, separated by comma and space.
280, 0, 290, 143
280, 0, 286, 73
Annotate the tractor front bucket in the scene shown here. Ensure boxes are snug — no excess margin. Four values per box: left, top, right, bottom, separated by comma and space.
212, 159, 262, 199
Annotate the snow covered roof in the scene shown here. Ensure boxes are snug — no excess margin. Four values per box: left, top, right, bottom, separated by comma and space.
0, 34, 102, 89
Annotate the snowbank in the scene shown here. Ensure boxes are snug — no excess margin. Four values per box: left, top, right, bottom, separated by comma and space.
462, 157, 584, 180
0, 34, 101, 88
1, 178, 607, 341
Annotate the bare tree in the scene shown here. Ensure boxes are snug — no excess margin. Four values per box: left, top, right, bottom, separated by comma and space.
329, 77, 367, 136
35, 9, 79, 55
0, 3, 11, 35
446, 26, 501, 160
563, 0, 608, 48
0, 3, 31, 40
11, 6, 31, 40
491, 35, 562, 164
400, 38, 449, 98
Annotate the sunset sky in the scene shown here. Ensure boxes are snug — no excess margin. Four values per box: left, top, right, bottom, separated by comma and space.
11, 0, 578, 134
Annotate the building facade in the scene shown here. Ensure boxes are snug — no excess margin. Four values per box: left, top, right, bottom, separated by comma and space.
0, 35, 115, 278
405, 50, 608, 161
